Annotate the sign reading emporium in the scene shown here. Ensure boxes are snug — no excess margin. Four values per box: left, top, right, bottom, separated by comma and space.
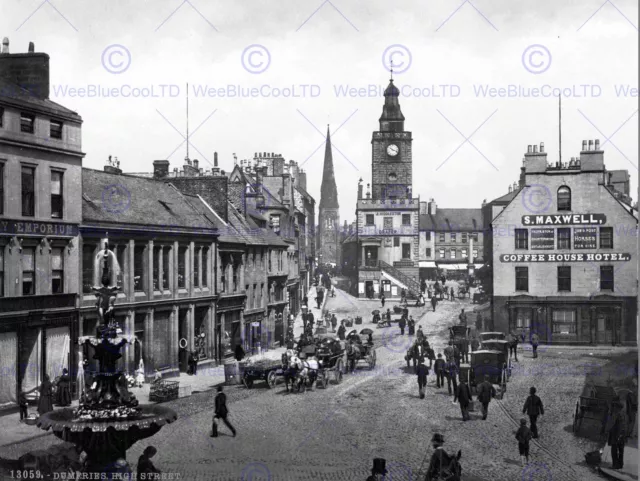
0, 219, 79, 237
500, 252, 631, 263
522, 214, 606, 226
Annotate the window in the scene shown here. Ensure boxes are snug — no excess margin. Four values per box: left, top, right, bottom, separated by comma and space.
402, 243, 411, 259
162, 248, 170, 289
557, 186, 571, 211
473, 249, 478, 259
50, 171, 63, 218
462, 248, 467, 258
22, 247, 35, 295
450, 248, 456, 259
0, 247, 4, 297
393, 237, 400, 247
426, 232, 431, 240
20, 113, 35, 133
270, 215, 281, 235
552, 310, 576, 334
557, 228, 571, 249
438, 249, 445, 259
462, 233, 468, 243
22, 166, 35, 217
115, 245, 125, 289
600, 227, 613, 249
268, 250, 272, 272
178, 246, 187, 289
202, 247, 209, 287
450, 233, 456, 242
0, 163, 4, 215
600, 266, 614, 291
260, 283, 264, 307
50, 120, 63, 139
134, 245, 145, 292
51, 247, 64, 294
82, 244, 95, 294
402, 214, 411, 226
515, 229, 528, 249
246, 284, 251, 306
515, 267, 528, 291
232, 263, 239, 291
194, 247, 200, 288
558, 266, 571, 292
472, 232, 479, 242
425, 248, 431, 257
220, 257, 227, 293
153, 246, 161, 291
253, 284, 258, 308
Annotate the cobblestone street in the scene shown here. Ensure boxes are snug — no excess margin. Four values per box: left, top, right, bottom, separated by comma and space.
1, 288, 636, 481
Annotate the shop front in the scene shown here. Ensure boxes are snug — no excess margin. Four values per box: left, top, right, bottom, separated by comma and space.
216, 294, 245, 362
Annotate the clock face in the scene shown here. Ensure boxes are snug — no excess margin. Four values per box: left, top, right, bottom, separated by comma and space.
387, 144, 399, 157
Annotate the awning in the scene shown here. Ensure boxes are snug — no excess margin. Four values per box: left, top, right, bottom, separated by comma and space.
439, 264, 468, 270
419, 261, 437, 268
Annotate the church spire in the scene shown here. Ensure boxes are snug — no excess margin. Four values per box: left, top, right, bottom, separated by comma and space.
379, 62, 405, 131
320, 124, 339, 209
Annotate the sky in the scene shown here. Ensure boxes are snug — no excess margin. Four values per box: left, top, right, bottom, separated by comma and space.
2, 0, 638, 224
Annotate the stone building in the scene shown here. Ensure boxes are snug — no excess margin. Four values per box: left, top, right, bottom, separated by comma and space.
317, 126, 340, 266
0, 39, 83, 407
491, 140, 637, 345
354, 75, 420, 299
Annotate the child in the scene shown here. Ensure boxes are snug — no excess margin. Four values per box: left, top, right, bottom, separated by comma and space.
516, 418, 532, 466
19, 392, 28, 422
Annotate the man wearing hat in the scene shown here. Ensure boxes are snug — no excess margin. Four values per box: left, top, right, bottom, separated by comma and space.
477, 375, 496, 420
426, 433, 461, 481
455, 377, 472, 421
522, 386, 544, 438
434, 353, 446, 389
366, 458, 387, 481
515, 418, 532, 466
606, 400, 628, 470
416, 358, 430, 399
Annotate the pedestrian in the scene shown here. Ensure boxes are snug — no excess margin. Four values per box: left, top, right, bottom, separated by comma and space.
338, 322, 346, 340
308, 311, 315, 330
522, 386, 544, 438
408, 316, 416, 336
421, 279, 427, 294
137, 446, 161, 477
530, 332, 540, 359
509, 331, 519, 362
476, 312, 483, 331
303, 295, 308, 308
444, 341, 454, 363
235, 344, 245, 362
416, 359, 429, 399
190, 351, 199, 375
425, 433, 461, 481
431, 295, 437, 312
606, 400, 628, 470
399, 316, 406, 335
136, 359, 145, 388
626, 378, 637, 439
56, 368, 72, 406
450, 286, 455, 300
453, 343, 462, 367
331, 314, 338, 332
470, 336, 479, 352
365, 458, 388, 481
434, 353, 446, 389
19, 391, 28, 422
401, 288, 406, 304
515, 418, 532, 466
37, 374, 54, 416
455, 377, 472, 421
477, 375, 497, 420
211, 386, 236, 437
446, 360, 459, 403
153, 369, 162, 383
458, 309, 467, 326
417, 326, 425, 342
386, 308, 392, 324
381, 293, 385, 307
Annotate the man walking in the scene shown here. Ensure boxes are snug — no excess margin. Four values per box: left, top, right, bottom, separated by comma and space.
416, 359, 429, 399
398, 316, 406, 335
477, 375, 496, 420
211, 386, 236, 437
530, 332, 540, 359
338, 321, 346, 340
476, 312, 483, 331
381, 293, 386, 307
606, 400, 629, 470
444, 341, 454, 364
331, 314, 338, 333
458, 309, 467, 327
455, 377, 472, 421
516, 418, 533, 466
431, 295, 438, 312
522, 386, 544, 438
509, 331, 519, 362
434, 353, 446, 389
446, 360, 459, 403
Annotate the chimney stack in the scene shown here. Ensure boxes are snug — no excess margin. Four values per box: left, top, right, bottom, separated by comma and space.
193, 159, 199, 170
524, 142, 548, 173
428, 198, 437, 215
1, 37, 8, 54
358, 179, 363, 199
580, 139, 604, 171
533, 145, 538, 153
0, 37, 50, 99
28, 42, 34, 53
104, 155, 123, 175
214, 152, 218, 167
298, 170, 307, 190
153, 160, 170, 179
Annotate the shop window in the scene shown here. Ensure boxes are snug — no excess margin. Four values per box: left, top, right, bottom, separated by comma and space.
51, 247, 64, 294
516, 309, 531, 329
515, 229, 528, 249
557, 228, 571, 249
162, 247, 170, 290
202, 247, 209, 287
462, 233, 468, 243
402, 214, 411, 226
178, 246, 187, 289
50, 171, 63, 218
599, 227, 613, 249
557, 266, 571, 292
439, 233, 445, 242
600, 266, 614, 291
22, 247, 35, 295
425, 248, 431, 257
473, 249, 478, 259
393, 237, 400, 247
515, 266, 528, 291
22, 166, 35, 217
450, 248, 456, 259
82, 244, 95, 294
194, 247, 201, 288
20, 113, 35, 133
134, 245, 145, 292
50, 120, 63, 139
450, 233, 456, 242
153, 246, 161, 291
552, 310, 576, 334
402, 243, 411, 259
557, 186, 571, 211
438, 249, 445, 259
462, 249, 468, 258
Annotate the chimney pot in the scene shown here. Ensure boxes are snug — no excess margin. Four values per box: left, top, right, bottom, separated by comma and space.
214, 152, 218, 167
527, 145, 532, 153
539, 142, 544, 153
533, 145, 538, 153
28, 42, 34, 53
582, 140, 587, 151
2, 37, 8, 54
588, 140, 593, 150
595, 139, 600, 150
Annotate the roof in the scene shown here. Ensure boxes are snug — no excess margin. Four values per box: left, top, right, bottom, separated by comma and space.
489, 188, 520, 205
0, 78, 82, 121
609, 170, 630, 183
379, 79, 405, 122
227, 202, 288, 247
419, 208, 483, 232
81, 168, 218, 233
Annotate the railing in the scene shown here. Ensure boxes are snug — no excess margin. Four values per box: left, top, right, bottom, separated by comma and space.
379, 260, 421, 298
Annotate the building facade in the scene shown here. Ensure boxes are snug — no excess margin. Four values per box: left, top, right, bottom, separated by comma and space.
317, 126, 340, 266
0, 40, 83, 407
492, 140, 637, 345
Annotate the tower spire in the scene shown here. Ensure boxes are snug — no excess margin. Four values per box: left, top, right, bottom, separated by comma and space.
390, 59, 394, 82
319, 125, 339, 210
558, 93, 562, 164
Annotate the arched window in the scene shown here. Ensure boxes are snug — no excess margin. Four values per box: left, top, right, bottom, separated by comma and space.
557, 186, 571, 211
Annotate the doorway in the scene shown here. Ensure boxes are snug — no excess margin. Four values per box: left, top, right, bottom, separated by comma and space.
365, 281, 374, 299
178, 309, 189, 372
595, 307, 617, 345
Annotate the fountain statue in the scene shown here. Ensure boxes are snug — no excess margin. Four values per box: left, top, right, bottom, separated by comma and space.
37, 241, 177, 478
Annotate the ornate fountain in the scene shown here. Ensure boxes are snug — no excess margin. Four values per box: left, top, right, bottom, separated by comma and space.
37, 242, 177, 476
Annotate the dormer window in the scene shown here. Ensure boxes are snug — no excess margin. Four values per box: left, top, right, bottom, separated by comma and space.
557, 186, 571, 211
21, 113, 35, 134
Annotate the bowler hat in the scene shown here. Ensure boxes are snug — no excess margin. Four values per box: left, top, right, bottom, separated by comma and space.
431, 433, 444, 444
371, 458, 387, 475
520, 418, 527, 425
530, 387, 536, 394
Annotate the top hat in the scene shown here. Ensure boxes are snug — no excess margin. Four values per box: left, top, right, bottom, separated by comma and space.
371, 458, 387, 475
431, 433, 444, 444
520, 418, 527, 425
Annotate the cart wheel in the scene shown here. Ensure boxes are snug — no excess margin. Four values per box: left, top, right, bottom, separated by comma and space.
243, 373, 253, 389
267, 371, 277, 389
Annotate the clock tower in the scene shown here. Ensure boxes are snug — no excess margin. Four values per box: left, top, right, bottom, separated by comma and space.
371, 75, 412, 201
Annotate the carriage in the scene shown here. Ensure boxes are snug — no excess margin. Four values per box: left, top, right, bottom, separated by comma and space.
405, 339, 435, 370
315, 338, 347, 388
450, 325, 471, 362
573, 383, 619, 434
459, 350, 508, 397
345, 329, 377, 372
478, 339, 512, 380
472, 289, 488, 304
478, 332, 505, 342
242, 359, 285, 389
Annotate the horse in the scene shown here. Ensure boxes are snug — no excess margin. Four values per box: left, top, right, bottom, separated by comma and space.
282, 350, 300, 393
345, 342, 363, 373
286, 353, 319, 392
406, 340, 435, 370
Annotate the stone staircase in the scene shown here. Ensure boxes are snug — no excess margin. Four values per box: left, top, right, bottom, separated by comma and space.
379, 260, 421, 298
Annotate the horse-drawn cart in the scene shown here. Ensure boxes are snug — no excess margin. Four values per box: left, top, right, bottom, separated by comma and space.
573, 384, 618, 434
149, 379, 180, 402
345, 329, 377, 372
315, 338, 347, 388
242, 359, 284, 389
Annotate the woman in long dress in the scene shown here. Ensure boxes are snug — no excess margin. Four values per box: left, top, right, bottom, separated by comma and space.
56, 369, 72, 406
37, 375, 54, 415
136, 359, 145, 388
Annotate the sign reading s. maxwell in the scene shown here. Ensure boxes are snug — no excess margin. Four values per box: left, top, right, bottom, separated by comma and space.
522, 214, 606, 226
0, 219, 79, 237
